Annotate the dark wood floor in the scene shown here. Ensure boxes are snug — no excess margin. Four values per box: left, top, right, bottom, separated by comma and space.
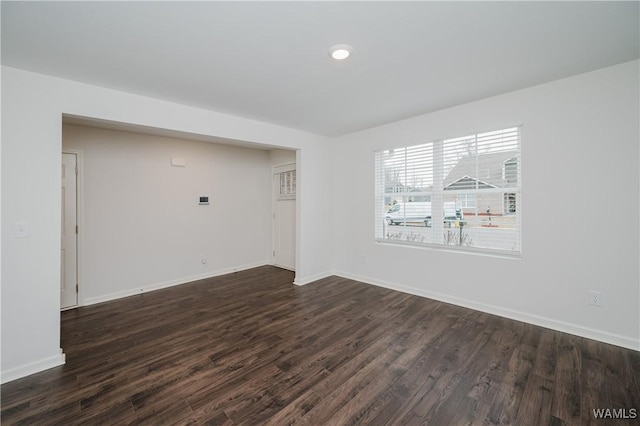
2, 266, 639, 425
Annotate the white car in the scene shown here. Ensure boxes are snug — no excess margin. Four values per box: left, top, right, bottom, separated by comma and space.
385, 202, 463, 227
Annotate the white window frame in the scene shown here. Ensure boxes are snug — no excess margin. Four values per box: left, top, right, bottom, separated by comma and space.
375, 126, 521, 257
457, 193, 477, 209
275, 167, 296, 200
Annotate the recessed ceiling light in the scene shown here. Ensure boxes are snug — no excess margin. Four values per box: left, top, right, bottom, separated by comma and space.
329, 44, 352, 60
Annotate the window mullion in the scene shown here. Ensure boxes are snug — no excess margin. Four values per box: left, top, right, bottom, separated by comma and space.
431, 140, 444, 242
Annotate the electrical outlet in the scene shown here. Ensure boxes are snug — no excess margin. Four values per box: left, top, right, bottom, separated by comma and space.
588, 291, 603, 307
201, 256, 207, 265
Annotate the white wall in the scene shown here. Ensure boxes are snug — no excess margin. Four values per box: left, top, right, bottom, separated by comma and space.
269, 148, 296, 168
63, 124, 271, 303
2, 60, 638, 384
332, 60, 640, 350
1, 67, 333, 382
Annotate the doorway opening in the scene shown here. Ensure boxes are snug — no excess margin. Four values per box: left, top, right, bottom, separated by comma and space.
272, 163, 296, 270
61, 152, 79, 310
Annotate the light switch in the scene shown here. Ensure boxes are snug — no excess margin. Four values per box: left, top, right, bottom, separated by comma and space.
14, 222, 30, 238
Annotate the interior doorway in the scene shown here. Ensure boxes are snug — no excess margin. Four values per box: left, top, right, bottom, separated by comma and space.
61, 152, 78, 309
273, 164, 296, 270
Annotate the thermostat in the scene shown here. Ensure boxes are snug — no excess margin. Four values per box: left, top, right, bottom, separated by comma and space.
199, 196, 209, 205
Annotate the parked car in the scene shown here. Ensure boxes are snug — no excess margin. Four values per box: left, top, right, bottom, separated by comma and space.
386, 202, 464, 227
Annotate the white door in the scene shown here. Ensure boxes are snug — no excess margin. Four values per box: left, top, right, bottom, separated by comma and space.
273, 166, 296, 270
61, 153, 78, 309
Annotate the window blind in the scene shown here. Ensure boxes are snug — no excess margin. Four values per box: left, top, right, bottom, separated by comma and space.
375, 127, 521, 256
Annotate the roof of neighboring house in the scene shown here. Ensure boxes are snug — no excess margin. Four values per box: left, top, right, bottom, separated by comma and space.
444, 151, 518, 189
384, 180, 405, 191
385, 181, 434, 193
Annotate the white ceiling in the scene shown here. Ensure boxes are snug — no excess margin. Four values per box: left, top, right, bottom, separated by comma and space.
2, 1, 639, 137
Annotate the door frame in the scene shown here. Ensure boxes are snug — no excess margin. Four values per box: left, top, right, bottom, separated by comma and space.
272, 162, 296, 270
62, 149, 84, 309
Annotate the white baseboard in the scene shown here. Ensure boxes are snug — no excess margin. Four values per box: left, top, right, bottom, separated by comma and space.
293, 270, 335, 286
84, 261, 269, 306
1, 350, 66, 384
334, 270, 640, 351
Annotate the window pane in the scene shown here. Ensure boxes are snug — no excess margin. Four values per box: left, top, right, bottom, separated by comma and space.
375, 127, 521, 256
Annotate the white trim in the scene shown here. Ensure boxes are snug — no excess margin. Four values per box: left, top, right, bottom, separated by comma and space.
272, 171, 276, 266
1, 350, 66, 384
374, 239, 522, 260
273, 162, 296, 174
274, 264, 295, 272
294, 149, 301, 273
293, 270, 334, 286
62, 149, 83, 308
83, 261, 268, 306
444, 175, 497, 190
334, 270, 640, 351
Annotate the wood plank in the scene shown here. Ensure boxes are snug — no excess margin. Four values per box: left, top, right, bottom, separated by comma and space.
1, 265, 638, 425
515, 373, 555, 425
551, 334, 583, 425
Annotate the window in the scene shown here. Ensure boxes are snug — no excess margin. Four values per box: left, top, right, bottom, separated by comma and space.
503, 193, 516, 214
375, 127, 521, 256
277, 170, 296, 200
456, 193, 477, 209
503, 157, 518, 184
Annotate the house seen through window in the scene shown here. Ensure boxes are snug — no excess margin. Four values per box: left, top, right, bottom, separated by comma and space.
375, 127, 521, 256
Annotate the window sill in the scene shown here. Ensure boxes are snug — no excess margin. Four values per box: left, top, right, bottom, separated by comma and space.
375, 238, 522, 260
